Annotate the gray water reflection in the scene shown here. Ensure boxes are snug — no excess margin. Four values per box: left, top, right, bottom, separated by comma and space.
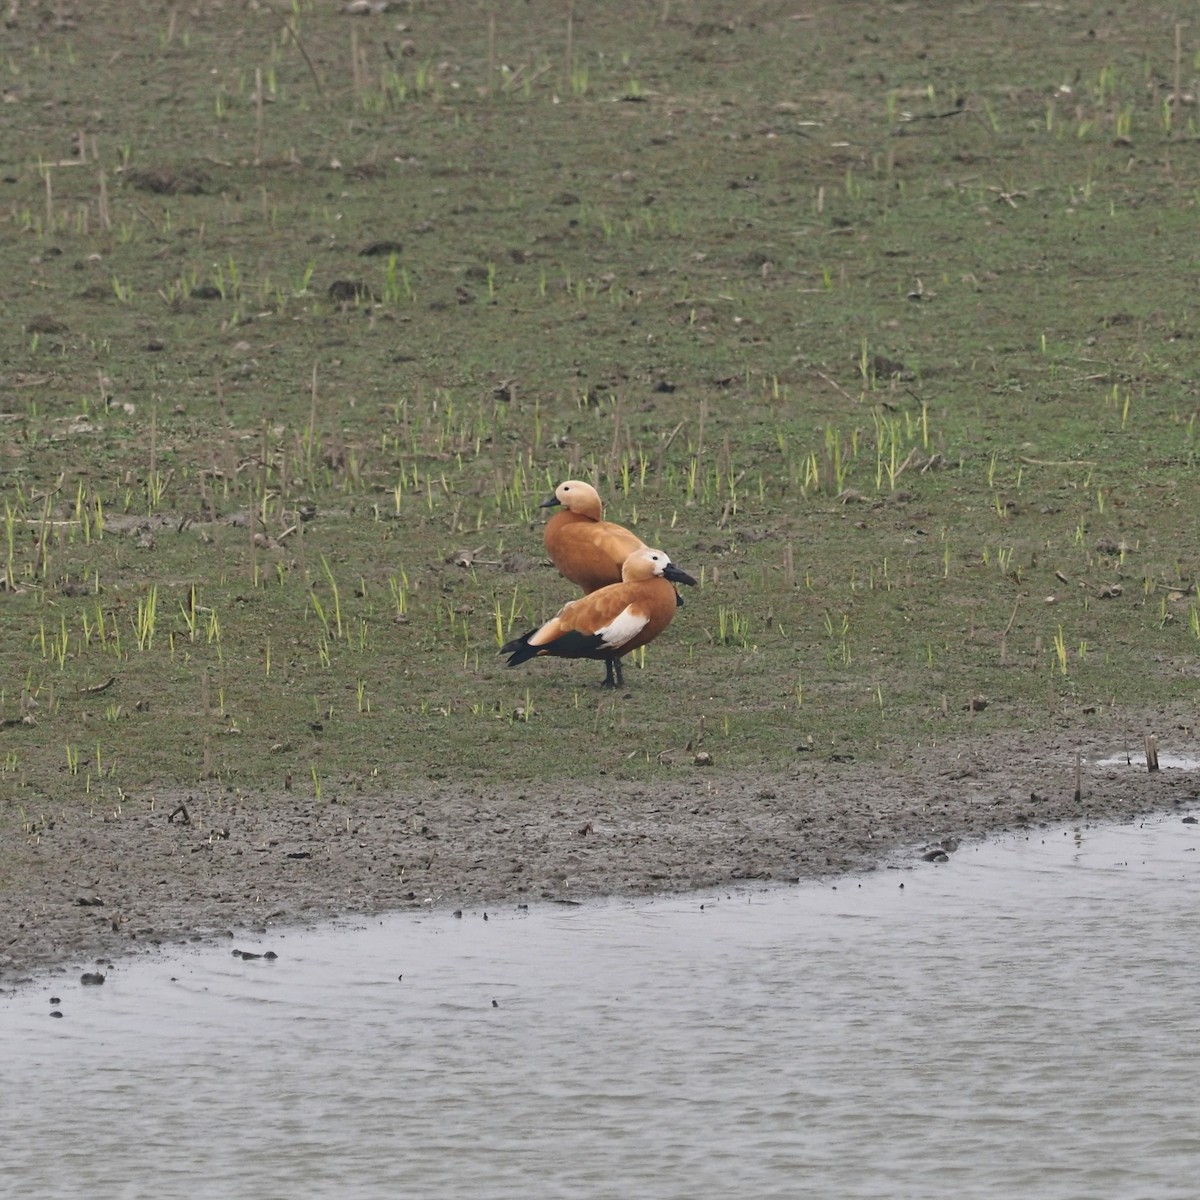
3, 816, 1200, 1200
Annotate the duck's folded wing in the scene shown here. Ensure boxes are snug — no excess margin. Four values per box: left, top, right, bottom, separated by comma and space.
591, 522, 646, 557
549, 522, 646, 590
594, 603, 650, 650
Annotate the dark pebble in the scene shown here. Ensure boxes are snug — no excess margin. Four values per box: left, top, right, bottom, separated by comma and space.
328, 279, 375, 303
50, 1010, 64, 1018
80, 972, 105, 985
359, 240, 404, 257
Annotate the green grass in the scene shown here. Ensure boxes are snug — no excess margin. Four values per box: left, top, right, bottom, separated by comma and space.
2, 0, 1200, 817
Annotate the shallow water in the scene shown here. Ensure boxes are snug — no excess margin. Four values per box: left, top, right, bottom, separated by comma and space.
3, 813, 1199, 1200
1093, 750, 1200, 771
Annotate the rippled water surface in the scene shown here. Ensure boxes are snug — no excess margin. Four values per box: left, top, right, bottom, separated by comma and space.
4, 814, 1199, 1199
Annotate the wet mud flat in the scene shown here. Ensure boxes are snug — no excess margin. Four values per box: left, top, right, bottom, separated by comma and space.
2, 729, 1196, 985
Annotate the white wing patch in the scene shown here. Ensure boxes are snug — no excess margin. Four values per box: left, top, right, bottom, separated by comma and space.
597, 604, 649, 649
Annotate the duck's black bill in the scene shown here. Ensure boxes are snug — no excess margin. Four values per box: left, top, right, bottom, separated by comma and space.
663, 563, 698, 586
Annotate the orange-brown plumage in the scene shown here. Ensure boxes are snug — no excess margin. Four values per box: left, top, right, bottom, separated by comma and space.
540, 480, 648, 593
503, 548, 696, 688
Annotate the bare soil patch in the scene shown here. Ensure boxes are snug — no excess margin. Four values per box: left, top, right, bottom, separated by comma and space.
4, 726, 1196, 985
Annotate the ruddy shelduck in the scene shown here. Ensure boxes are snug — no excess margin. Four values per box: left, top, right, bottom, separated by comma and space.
539, 480, 649, 593
502, 548, 696, 688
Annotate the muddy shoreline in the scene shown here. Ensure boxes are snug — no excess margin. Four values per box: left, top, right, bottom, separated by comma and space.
2, 730, 1196, 986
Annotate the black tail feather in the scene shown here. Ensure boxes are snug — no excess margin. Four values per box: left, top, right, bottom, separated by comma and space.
502, 628, 609, 667
501, 630, 539, 666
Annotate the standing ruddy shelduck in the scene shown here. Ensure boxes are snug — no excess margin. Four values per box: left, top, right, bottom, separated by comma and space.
539, 480, 648, 593
502, 548, 696, 688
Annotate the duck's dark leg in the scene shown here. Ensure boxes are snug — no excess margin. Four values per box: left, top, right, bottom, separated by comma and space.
602, 657, 625, 688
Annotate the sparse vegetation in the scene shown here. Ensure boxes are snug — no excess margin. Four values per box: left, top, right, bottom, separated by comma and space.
2, 0, 1199, 825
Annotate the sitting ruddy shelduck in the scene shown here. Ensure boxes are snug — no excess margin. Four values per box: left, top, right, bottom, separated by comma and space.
502, 548, 696, 688
540, 480, 648, 593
